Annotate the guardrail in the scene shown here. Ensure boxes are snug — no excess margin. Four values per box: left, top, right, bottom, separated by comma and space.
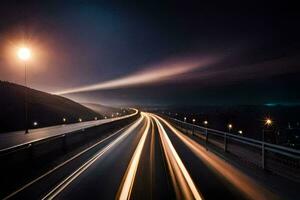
0, 109, 140, 158
166, 116, 300, 182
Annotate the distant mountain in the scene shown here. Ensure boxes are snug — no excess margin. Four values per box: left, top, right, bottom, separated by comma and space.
0, 81, 102, 133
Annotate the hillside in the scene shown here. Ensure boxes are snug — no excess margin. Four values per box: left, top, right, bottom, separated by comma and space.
0, 81, 102, 133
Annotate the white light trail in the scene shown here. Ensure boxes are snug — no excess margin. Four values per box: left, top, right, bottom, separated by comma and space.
42, 115, 144, 200
155, 114, 277, 200
117, 113, 151, 200
151, 114, 203, 200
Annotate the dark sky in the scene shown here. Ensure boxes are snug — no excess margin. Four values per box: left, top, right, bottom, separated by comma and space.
0, 1, 299, 106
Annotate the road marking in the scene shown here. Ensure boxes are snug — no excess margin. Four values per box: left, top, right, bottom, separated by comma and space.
117, 113, 151, 200
155, 114, 277, 200
41, 115, 144, 200
151, 114, 202, 200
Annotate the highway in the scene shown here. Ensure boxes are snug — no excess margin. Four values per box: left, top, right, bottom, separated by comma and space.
3, 112, 278, 200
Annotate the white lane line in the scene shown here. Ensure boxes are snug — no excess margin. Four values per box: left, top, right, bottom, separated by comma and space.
117, 113, 151, 200
3, 120, 140, 200
151, 114, 203, 200
41, 115, 145, 200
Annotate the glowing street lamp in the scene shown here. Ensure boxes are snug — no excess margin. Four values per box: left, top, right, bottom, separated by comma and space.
262, 117, 273, 169
238, 130, 243, 135
63, 118, 66, 123
18, 48, 31, 60
224, 123, 232, 152
18, 47, 31, 134
203, 120, 208, 149
184, 117, 187, 123
78, 118, 82, 122
192, 119, 196, 135
228, 124, 233, 133
265, 118, 272, 126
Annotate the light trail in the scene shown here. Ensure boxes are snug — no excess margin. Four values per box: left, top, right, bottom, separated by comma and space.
155, 114, 277, 200
2, 121, 136, 200
54, 58, 214, 95
149, 118, 155, 198
42, 115, 145, 200
117, 113, 151, 200
151, 114, 203, 200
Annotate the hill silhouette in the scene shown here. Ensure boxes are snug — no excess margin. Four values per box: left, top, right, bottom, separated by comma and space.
0, 81, 102, 133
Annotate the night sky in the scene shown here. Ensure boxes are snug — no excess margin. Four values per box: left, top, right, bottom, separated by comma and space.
0, 1, 299, 106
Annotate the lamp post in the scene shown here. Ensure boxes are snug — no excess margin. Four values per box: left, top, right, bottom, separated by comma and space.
192, 118, 196, 135
203, 120, 208, 150
228, 124, 232, 133
225, 123, 232, 152
262, 118, 272, 169
18, 47, 31, 134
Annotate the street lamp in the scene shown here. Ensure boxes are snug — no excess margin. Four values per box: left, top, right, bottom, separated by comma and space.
225, 123, 232, 152
192, 119, 196, 135
228, 124, 233, 133
203, 120, 208, 150
18, 47, 31, 134
265, 118, 272, 126
184, 117, 187, 123
238, 130, 243, 135
262, 118, 272, 169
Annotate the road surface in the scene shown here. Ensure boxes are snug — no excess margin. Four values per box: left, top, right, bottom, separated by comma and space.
3, 113, 277, 200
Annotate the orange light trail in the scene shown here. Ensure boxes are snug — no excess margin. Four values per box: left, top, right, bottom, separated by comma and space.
117, 113, 151, 200
154, 114, 277, 200
151, 114, 203, 200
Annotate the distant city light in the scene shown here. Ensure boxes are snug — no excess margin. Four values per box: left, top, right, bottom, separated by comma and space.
203, 120, 208, 125
238, 130, 243, 134
33, 121, 38, 126
228, 124, 233, 129
78, 118, 82, 122
17, 47, 31, 61
63, 118, 66, 122
192, 119, 196, 123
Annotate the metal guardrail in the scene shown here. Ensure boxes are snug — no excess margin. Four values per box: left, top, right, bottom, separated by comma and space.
0, 109, 139, 156
167, 116, 300, 182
